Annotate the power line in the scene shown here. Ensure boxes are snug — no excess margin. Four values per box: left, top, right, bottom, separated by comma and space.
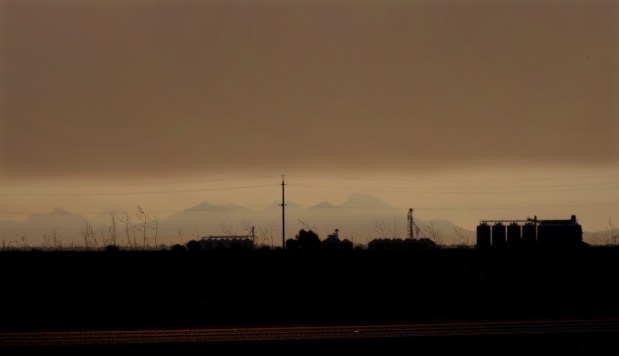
0, 205, 274, 216
287, 173, 619, 183
289, 183, 619, 194
287, 201, 619, 211
0, 184, 277, 197
0, 175, 279, 188
2, 173, 617, 193
0, 202, 617, 221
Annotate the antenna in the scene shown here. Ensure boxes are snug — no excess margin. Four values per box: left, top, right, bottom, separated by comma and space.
281, 175, 286, 249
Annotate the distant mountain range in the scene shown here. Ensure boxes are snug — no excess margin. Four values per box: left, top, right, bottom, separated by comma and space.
0, 192, 610, 248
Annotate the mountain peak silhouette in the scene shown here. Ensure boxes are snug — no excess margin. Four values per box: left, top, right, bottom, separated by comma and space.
313, 201, 335, 208
48, 207, 73, 215
341, 192, 392, 209
185, 202, 242, 212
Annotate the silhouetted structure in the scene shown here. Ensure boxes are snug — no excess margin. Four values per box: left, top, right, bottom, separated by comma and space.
199, 226, 255, 250
199, 236, 255, 250
368, 237, 436, 251
476, 215, 584, 249
492, 223, 506, 247
538, 215, 583, 248
321, 229, 353, 251
507, 223, 521, 248
522, 222, 537, 246
407, 208, 415, 239
476, 223, 491, 248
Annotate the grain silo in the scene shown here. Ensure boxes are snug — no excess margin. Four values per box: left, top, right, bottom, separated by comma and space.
507, 223, 521, 247
492, 223, 506, 247
476, 222, 491, 248
522, 222, 537, 246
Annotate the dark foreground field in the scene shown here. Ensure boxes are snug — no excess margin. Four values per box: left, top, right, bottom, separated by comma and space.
2, 246, 619, 332
3, 324, 619, 355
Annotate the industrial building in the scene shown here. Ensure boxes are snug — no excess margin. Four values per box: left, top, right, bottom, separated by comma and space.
199, 226, 256, 250
476, 215, 583, 249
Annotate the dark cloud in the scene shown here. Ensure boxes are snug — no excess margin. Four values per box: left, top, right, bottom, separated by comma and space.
1, 0, 617, 178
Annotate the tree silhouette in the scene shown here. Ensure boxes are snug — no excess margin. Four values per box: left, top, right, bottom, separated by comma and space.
81, 218, 97, 250
295, 229, 321, 250
170, 243, 187, 253
186, 239, 202, 252
286, 238, 300, 250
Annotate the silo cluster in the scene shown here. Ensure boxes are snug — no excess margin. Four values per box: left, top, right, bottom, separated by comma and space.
476, 215, 582, 248
477, 221, 525, 248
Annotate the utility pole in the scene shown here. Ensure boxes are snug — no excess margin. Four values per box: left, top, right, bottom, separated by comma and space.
408, 208, 414, 240
281, 175, 286, 249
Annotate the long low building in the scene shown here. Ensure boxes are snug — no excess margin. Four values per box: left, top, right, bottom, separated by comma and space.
199, 236, 255, 250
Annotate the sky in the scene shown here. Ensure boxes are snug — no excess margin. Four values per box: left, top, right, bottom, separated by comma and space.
1, 0, 618, 235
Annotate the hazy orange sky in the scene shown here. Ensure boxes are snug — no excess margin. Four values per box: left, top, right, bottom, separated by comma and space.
1, 0, 618, 233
